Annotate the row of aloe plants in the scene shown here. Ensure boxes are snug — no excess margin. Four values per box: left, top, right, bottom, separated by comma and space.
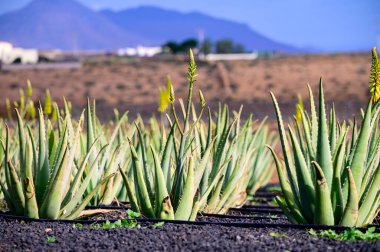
2, 47, 379, 227
0, 50, 275, 220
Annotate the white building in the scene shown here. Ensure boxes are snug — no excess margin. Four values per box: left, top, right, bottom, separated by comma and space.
199, 52, 258, 61
0, 41, 38, 64
117, 46, 162, 57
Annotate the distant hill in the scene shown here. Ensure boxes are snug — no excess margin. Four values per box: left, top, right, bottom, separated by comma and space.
100, 6, 300, 52
0, 0, 145, 50
0, 0, 300, 52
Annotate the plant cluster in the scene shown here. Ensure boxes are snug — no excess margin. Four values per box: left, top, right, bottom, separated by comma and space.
0, 50, 275, 220
270, 47, 380, 227
120, 50, 275, 220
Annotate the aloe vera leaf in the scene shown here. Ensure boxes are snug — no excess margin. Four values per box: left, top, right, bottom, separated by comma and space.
26, 126, 37, 184
275, 196, 300, 224
189, 201, 201, 221
312, 161, 334, 225
36, 109, 50, 206
294, 116, 306, 157
332, 122, 347, 161
190, 168, 225, 220
342, 119, 358, 202
47, 122, 57, 167
331, 130, 347, 222
86, 100, 95, 153
119, 167, 139, 213
65, 174, 115, 220
360, 133, 380, 198
299, 107, 315, 161
161, 123, 175, 192
151, 145, 175, 219
23, 136, 39, 218
172, 131, 188, 209
23, 177, 39, 218
329, 104, 337, 152
8, 161, 25, 215
100, 145, 122, 205
210, 118, 236, 180
270, 92, 300, 203
50, 124, 68, 180
288, 126, 315, 222
340, 167, 358, 226
175, 157, 195, 220
316, 80, 334, 192
350, 99, 372, 195
307, 84, 318, 152
347, 118, 358, 165
135, 123, 154, 201
205, 175, 224, 212
193, 139, 215, 189
173, 135, 196, 208
219, 188, 245, 214
62, 142, 105, 207
15, 110, 26, 170
85, 101, 99, 192
267, 145, 306, 223
0, 138, 15, 213
362, 191, 380, 226
0, 177, 16, 213
206, 108, 212, 148
357, 163, 380, 225
214, 150, 253, 213
129, 140, 155, 218
99, 113, 127, 172
39, 147, 70, 219
60, 145, 108, 215
222, 140, 237, 187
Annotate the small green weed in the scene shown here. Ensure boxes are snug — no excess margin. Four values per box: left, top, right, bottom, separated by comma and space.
126, 209, 140, 219
72, 210, 143, 230
46, 236, 56, 243
269, 231, 287, 237
152, 221, 165, 228
309, 227, 380, 241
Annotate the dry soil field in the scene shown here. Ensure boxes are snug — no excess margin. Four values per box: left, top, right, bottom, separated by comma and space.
0, 53, 371, 121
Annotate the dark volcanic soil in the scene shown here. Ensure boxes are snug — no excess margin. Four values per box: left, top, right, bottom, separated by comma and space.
1, 217, 380, 251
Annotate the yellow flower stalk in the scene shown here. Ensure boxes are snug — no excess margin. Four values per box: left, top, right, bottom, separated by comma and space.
27, 100, 36, 119
43, 90, 52, 115
27, 80, 33, 97
158, 78, 172, 112
19, 89, 25, 110
370, 47, 380, 103
5, 98, 12, 118
51, 102, 58, 121
295, 94, 304, 123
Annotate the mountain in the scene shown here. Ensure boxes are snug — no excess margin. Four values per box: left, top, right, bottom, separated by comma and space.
100, 6, 299, 52
0, 0, 299, 52
0, 0, 145, 50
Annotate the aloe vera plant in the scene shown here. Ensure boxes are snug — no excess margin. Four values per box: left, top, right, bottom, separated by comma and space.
120, 50, 275, 220
0, 107, 114, 219
120, 50, 219, 220
270, 48, 380, 227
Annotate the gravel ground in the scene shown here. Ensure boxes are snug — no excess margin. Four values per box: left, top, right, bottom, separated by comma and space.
1, 217, 380, 251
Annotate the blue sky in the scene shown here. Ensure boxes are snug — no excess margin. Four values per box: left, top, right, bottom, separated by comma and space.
1, 0, 379, 52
